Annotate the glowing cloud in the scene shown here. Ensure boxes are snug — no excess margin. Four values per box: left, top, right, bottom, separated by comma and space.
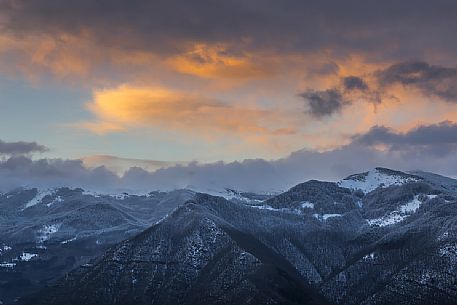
81, 85, 296, 140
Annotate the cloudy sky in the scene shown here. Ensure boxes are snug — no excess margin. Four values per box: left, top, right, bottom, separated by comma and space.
1, 0, 457, 192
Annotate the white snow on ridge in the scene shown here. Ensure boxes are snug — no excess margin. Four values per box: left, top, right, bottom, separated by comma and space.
188, 187, 278, 203
251, 205, 301, 214
61, 236, 77, 244
46, 195, 63, 207
367, 195, 423, 227
338, 169, 420, 194
201, 188, 258, 203
82, 190, 102, 198
23, 189, 57, 209
0, 262, 16, 268
313, 213, 343, 222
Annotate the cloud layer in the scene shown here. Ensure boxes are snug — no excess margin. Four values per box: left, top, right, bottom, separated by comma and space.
2, 121, 457, 193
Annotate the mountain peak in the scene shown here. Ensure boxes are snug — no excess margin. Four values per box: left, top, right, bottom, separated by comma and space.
338, 167, 422, 193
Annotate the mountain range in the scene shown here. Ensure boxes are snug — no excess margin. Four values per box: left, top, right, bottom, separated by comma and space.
1, 168, 457, 305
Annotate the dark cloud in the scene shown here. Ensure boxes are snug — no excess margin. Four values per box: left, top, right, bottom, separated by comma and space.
342, 76, 369, 91
305, 60, 457, 112
377, 61, 457, 102
352, 121, 457, 156
0, 139, 48, 155
354, 122, 457, 146
2, 0, 457, 60
300, 89, 349, 118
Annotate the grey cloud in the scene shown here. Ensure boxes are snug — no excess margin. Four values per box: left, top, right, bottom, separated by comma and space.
377, 61, 457, 102
354, 122, 457, 146
300, 89, 349, 118
342, 76, 368, 91
0, 156, 119, 192
352, 121, 457, 156
0, 139, 48, 155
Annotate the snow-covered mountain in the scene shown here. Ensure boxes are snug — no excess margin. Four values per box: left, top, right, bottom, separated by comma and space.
3, 168, 457, 305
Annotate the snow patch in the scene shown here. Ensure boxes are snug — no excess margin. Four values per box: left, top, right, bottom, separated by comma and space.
37, 224, 61, 242
363, 252, 376, 260
19, 252, 37, 261
301, 201, 314, 209
313, 213, 343, 221
399, 196, 421, 213
367, 195, 422, 227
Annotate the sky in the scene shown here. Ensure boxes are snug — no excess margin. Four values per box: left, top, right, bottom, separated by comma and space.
1, 0, 457, 192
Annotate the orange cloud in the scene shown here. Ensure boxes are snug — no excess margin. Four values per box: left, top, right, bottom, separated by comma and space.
0, 30, 280, 83
80, 85, 296, 140
166, 43, 279, 79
